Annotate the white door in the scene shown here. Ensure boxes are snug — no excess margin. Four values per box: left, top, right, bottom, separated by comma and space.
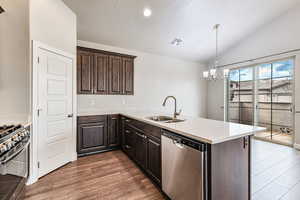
37, 48, 73, 178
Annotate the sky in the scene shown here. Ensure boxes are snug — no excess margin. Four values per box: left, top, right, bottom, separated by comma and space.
229, 59, 294, 81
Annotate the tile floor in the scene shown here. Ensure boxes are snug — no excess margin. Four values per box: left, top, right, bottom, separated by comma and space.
252, 139, 300, 200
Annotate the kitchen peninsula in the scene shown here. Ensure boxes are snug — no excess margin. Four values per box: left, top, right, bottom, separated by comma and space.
77, 111, 265, 200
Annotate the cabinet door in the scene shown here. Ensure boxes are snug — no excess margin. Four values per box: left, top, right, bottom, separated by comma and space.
135, 131, 147, 169
108, 115, 120, 147
123, 126, 136, 158
147, 137, 161, 184
109, 56, 123, 94
77, 122, 107, 155
122, 57, 134, 95
77, 50, 94, 94
211, 137, 250, 200
94, 53, 109, 94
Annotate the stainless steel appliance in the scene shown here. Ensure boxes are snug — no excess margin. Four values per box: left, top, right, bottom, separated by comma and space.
0, 125, 30, 200
162, 130, 207, 200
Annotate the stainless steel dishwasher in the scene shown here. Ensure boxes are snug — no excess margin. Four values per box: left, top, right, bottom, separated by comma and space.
162, 130, 207, 200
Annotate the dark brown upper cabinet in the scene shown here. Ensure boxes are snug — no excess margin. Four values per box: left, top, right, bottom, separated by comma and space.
109, 56, 123, 94
94, 53, 109, 94
77, 50, 94, 94
122, 57, 134, 95
77, 47, 136, 95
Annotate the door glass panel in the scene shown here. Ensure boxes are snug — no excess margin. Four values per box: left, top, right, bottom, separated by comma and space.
271, 60, 294, 145
228, 68, 254, 125
254, 60, 294, 145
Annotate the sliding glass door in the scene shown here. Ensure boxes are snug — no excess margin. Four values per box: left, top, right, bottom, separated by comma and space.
227, 59, 294, 146
228, 67, 254, 125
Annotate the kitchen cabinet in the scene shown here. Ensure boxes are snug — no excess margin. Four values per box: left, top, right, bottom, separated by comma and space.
77, 116, 108, 155
122, 116, 162, 185
77, 115, 120, 156
147, 137, 161, 184
94, 53, 109, 94
77, 50, 94, 94
109, 56, 123, 94
134, 130, 148, 169
123, 126, 136, 158
210, 136, 250, 200
77, 47, 136, 95
108, 114, 120, 147
122, 57, 134, 95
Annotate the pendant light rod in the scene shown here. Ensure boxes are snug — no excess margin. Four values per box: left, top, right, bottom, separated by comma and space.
214, 24, 220, 65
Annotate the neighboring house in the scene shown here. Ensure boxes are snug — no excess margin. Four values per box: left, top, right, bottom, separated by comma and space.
228, 79, 293, 134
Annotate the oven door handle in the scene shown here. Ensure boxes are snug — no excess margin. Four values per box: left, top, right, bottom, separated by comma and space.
0, 140, 30, 165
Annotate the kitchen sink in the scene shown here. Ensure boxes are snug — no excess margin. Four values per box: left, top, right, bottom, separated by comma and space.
147, 116, 173, 121
164, 119, 185, 123
147, 116, 185, 123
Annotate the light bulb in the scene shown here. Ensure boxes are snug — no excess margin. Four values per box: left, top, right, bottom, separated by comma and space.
203, 71, 209, 78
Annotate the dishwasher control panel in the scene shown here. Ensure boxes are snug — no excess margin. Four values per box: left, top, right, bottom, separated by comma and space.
162, 130, 207, 152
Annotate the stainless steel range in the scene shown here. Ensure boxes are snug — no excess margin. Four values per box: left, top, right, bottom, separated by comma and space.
0, 124, 30, 200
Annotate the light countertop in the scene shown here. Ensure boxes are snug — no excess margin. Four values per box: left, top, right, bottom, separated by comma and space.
78, 110, 266, 144
0, 115, 32, 128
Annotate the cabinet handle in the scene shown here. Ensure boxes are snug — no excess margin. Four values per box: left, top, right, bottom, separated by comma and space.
125, 145, 131, 149
136, 132, 147, 139
125, 130, 130, 133
243, 137, 248, 149
125, 120, 131, 123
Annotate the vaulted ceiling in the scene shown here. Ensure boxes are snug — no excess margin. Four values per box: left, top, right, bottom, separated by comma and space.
63, 0, 300, 62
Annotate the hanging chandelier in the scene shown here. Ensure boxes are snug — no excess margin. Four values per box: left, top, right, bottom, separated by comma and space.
203, 24, 229, 80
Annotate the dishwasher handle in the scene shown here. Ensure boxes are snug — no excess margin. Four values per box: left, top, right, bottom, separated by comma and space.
162, 130, 207, 152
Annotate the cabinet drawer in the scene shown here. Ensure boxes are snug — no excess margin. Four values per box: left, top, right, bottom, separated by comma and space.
78, 115, 107, 124
124, 117, 161, 139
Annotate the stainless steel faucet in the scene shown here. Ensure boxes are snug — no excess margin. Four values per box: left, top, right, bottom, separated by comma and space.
162, 96, 182, 119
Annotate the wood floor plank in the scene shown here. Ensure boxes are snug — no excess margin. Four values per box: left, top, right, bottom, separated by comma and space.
25, 151, 165, 200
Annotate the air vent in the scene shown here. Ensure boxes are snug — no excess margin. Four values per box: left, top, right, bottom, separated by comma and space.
0, 6, 5, 14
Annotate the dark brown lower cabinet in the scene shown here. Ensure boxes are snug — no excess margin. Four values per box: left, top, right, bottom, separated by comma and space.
123, 126, 136, 158
146, 137, 161, 184
77, 121, 107, 155
121, 116, 162, 186
108, 114, 120, 147
134, 130, 148, 169
77, 115, 120, 156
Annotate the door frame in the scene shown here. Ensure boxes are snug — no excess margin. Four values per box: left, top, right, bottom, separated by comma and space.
28, 41, 77, 185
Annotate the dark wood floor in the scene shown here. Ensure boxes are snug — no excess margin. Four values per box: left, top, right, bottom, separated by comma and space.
25, 150, 165, 200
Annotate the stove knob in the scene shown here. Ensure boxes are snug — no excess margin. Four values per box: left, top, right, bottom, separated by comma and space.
6, 141, 15, 149
12, 136, 19, 142
0, 145, 7, 153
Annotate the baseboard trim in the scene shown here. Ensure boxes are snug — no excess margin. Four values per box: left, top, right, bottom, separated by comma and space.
294, 143, 300, 150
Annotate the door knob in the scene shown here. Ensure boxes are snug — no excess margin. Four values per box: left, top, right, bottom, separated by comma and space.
67, 114, 73, 118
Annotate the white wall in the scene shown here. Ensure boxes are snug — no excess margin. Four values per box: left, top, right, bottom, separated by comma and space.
0, 0, 30, 119
207, 4, 300, 120
78, 40, 207, 117
30, 0, 77, 55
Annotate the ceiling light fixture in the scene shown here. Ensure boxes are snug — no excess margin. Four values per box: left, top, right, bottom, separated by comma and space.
203, 24, 229, 80
143, 8, 152, 17
171, 38, 183, 46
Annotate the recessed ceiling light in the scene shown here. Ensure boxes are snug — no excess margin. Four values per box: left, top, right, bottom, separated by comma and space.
143, 8, 152, 17
171, 38, 183, 46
